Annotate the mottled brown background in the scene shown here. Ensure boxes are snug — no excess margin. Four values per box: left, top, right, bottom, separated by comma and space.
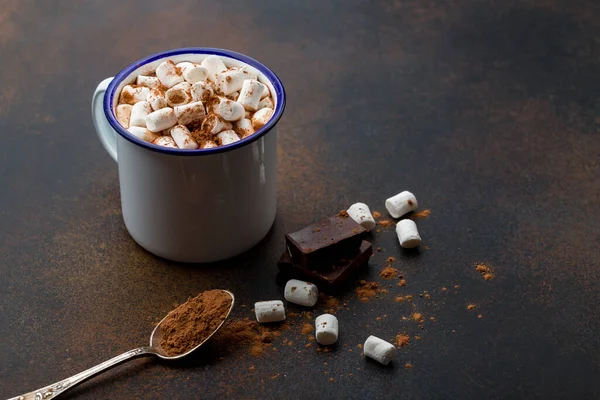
1, 0, 599, 399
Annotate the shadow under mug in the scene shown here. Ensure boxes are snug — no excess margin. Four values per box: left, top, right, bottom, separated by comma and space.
91, 48, 286, 263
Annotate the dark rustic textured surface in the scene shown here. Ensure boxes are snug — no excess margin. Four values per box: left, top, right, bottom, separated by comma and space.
1, 0, 599, 399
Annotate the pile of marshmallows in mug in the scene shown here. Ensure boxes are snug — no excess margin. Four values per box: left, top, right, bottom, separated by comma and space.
115, 56, 275, 149
255, 190, 422, 366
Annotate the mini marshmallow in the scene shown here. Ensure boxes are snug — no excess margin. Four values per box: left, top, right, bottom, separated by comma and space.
183, 66, 209, 83
136, 75, 161, 88
240, 66, 259, 80
260, 83, 270, 99
255, 300, 286, 323
169, 125, 198, 149
129, 101, 152, 127
156, 60, 184, 88
315, 314, 339, 345
175, 61, 195, 74
128, 126, 159, 142
257, 96, 274, 111
217, 130, 240, 145
238, 79, 263, 111
215, 69, 248, 95
165, 87, 191, 107
116, 104, 132, 128
234, 118, 255, 138
174, 101, 206, 125
202, 140, 218, 149
202, 114, 232, 135
395, 219, 421, 248
284, 279, 318, 307
146, 88, 168, 111
218, 99, 245, 121
201, 55, 227, 82
152, 136, 177, 148
251, 108, 274, 129
191, 81, 214, 102
145, 107, 177, 132
364, 335, 396, 365
385, 191, 418, 218
347, 202, 376, 231
226, 91, 239, 101
119, 85, 150, 105
172, 81, 192, 92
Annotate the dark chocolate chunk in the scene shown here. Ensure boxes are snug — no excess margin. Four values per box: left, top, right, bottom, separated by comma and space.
277, 241, 373, 291
285, 213, 366, 268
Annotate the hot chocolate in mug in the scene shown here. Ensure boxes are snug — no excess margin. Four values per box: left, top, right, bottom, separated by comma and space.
91, 48, 286, 262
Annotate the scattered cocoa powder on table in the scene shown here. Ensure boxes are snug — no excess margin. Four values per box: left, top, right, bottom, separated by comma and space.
213, 318, 285, 357
411, 209, 431, 219
475, 263, 495, 280
356, 280, 381, 302
380, 266, 398, 279
396, 334, 410, 347
159, 290, 232, 356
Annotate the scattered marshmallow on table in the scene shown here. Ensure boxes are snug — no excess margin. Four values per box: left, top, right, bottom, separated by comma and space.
315, 314, 339, 345
169, 125, 198, 149
191, 81, 214, 102
116, 104, 132, 128
152, 136, 177, 148
251, 108, 274, 129
201, 55, 227, 82
284, 279, 318, 307
217, 130, 240, 145
218, 99, 245, 121
129, 101, 152, 127
396, 219, 421, 248
156, 60, 184, 88
238, 79, 263, 111
145, 108, 177, 132
128, 126, 159, 142
385, 191, 418, 218
364, 335, 396, 365
120, 85, 150, 105
174, 101, 206, 125
347, 202, 376, 231
202, 114, 232, 135
136, 75, 161, 89
234, 118, 255, 138
255, 300, 286, 323
146, 88, 168, 111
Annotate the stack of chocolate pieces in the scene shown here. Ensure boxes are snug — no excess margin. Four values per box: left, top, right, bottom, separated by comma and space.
277, 211, 373, 291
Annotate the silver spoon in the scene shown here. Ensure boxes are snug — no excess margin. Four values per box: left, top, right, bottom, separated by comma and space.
9, 290, 235, 400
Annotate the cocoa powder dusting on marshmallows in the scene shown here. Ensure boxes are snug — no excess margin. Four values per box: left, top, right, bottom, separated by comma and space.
159, 290, 232, 356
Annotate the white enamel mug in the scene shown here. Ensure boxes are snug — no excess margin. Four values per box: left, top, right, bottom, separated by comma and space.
91, 48, 286, 262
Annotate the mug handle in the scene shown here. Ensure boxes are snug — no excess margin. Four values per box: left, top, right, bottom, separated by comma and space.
91, 77, 118, 162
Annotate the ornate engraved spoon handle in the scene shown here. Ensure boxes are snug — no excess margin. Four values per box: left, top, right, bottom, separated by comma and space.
7, 347, 153, 400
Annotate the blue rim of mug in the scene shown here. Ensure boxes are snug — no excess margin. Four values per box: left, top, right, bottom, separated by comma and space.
104, 47, 286, 156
